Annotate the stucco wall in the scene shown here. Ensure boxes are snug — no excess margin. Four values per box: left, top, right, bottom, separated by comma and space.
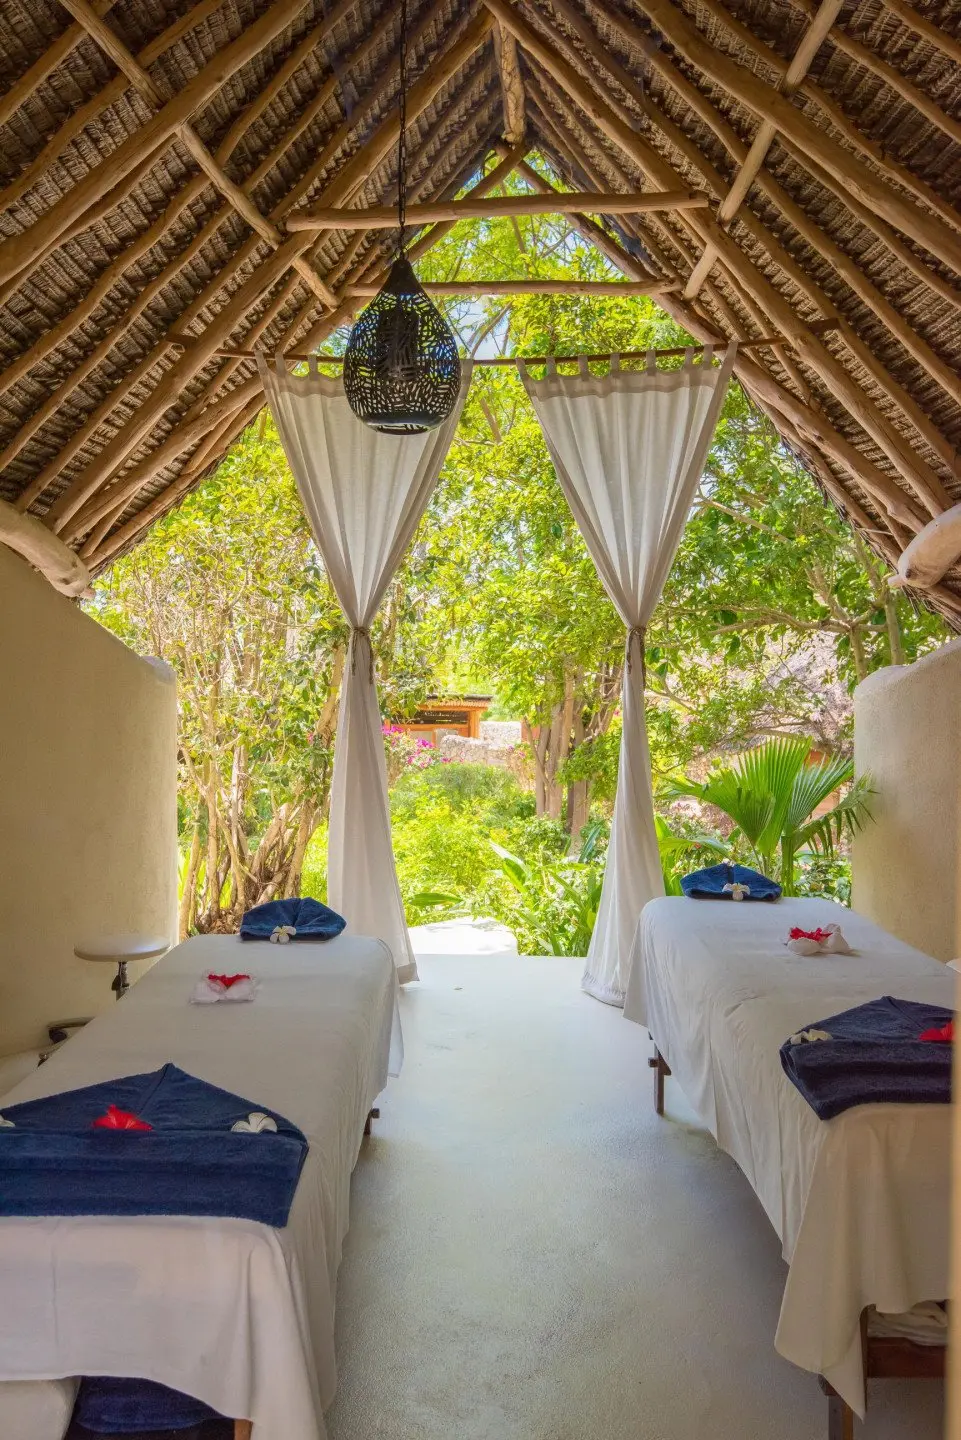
852, 638, 961, 961
0, 546, 178, 1056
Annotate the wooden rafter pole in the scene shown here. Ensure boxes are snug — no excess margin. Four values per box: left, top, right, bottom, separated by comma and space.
493, 0, 952, 517
517, 123, 928, 538
684, 0, 844, 300
55, 0, 338, 310
610, 0, 961, 272
0, 0, 324, 288
0, 0, 249, 217
39, 10, 495, 533
785, 0, 961, 149
530, 0, 961, 478
0, 0, 115, 132
883, 0, 961, 67
493, 21, 527, 144
285, 188, 710, 229
69, 143, 528, 549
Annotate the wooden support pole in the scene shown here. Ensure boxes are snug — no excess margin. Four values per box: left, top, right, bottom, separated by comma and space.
39, 11, 495, 532
0, 499, 91, 596
685, 0, 844, 299
493, 20, 526, 144
285, 188, 711, 230
490, 0, 951, 517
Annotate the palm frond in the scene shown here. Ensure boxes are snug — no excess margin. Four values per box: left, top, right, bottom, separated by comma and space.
795, 774, 875, 855
784, 752, 854, 837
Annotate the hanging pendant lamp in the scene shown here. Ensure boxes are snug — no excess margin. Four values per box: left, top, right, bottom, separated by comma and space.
343, 0, 461, 434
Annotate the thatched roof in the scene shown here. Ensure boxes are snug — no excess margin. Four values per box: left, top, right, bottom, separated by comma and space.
0, 0, 959, 613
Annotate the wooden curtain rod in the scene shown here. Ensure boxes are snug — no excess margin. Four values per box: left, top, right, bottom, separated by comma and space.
284, 189, 711, 231
195, 321, 837, 365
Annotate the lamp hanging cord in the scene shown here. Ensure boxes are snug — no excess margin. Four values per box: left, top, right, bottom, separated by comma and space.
396, 0, 408, 254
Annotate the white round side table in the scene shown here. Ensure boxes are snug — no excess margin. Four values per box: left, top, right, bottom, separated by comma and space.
74, 934, 170, 1000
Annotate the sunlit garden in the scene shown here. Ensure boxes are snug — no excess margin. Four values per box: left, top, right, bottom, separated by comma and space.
88, 169, 949, 954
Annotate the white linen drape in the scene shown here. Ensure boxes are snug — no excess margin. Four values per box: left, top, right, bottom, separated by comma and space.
260, 356, 471, 982
522, 346, 736, 1004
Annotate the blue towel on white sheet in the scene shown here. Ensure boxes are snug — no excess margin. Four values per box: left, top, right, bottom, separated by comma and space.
779, 995, 954, 1119
240, 895, 346, 941
0, 1063, 307, 1225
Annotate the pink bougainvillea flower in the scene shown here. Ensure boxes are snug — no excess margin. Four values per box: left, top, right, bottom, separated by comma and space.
92, 1104, 153, 1131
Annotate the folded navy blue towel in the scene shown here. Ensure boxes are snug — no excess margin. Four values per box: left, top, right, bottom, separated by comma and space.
240, 895, 346, 941
0, 1063, 307, 1225
780, 995, 954, 1120
74, 1376, 224, 1434
680, 862, 781, 901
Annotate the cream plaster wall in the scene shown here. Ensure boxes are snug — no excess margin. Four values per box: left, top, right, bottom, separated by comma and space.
852, 637, 961, 961
0, 545, 178, 1056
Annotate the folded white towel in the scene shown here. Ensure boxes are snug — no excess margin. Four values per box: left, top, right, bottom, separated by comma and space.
785, 923, 854, 957
190, 973, 258, 1005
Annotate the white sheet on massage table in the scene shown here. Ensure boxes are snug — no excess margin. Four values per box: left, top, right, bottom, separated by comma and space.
0, 932, 401, 1440
623, 896, 953, 1415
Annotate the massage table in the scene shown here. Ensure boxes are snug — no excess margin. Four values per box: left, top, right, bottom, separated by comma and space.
0, 931, 401, 1440
624, 895, 952, 1439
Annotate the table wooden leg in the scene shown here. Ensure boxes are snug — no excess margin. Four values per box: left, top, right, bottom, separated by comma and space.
648, 1049, 670, 1115
234, 1422, 253, 1440
826, 1391, 855, 1440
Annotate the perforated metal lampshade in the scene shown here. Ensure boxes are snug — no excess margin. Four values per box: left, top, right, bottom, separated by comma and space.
343, 255, 461, 434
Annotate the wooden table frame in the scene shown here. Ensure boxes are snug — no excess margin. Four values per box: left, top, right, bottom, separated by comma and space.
648, 1045, 945, 1437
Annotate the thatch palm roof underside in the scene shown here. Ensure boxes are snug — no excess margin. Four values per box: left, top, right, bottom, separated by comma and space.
0, 0, 960, 615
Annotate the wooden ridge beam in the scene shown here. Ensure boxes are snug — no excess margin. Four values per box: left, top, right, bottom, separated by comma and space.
685, 0, 844, 300
285, 187, 710, 229
592, 0, 961, 242
0, 0, 322, 287
493, 20, 527, 144
343, 278, 678, 296
533, 0, 961, 468
71, 143, 525, 552
56, 0, 338, 311
0, 0, 230, 216
40, 9, 495, 532
493, 0, 946, 521
0, 498, 91, 596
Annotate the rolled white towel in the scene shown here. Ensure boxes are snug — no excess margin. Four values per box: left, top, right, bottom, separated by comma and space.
190, 972, 258, 1004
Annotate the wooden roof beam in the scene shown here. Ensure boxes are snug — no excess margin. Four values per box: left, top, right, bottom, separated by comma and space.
56, 0, 338, 311
72, 140, 527, 552
0, 0, 325, 288
685, 0, 844, 300
614, 0, 961, 272
882, 0, 961, 68
539, 0, 961, 465
0, 0, 232, 216
286, 187, 710, 229
0, 0, 115, 133
491, 0, 945, 522
594, 0, 961, 241
493, 20, 526, 145
39, 9, 495, 532
786, 0, 961, 149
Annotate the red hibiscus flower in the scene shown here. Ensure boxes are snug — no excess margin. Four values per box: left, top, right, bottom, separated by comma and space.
207, 973, 251, 989
92, 1104, 153, 1131
919, 1020, 954, 1043
789, 927, 833, 943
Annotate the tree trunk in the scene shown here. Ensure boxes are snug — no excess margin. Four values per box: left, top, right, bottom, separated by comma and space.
567, 781, 590, 846
884, 593, 905, 665
179, 817, 202, 941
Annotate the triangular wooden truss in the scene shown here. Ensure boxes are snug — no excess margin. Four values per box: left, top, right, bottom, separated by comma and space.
0, 0, 959, 613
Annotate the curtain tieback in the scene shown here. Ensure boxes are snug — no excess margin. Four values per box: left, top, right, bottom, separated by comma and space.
625, 624, 646, 688
349, 626, 375, 684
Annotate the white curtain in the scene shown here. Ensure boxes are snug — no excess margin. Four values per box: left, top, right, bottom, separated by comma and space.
260, 356, 472, 982
522, 346, 736, 1004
